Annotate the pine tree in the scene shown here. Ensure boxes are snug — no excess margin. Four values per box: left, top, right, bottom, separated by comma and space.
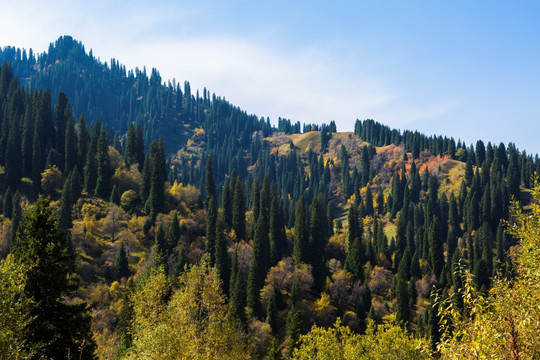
115, 241, 130, 279
77, 114, 89, 172
232, 177, 246, 240
9, 191, 22, 251
310, 195, 327, 292
167, 210, 181, 251
153, 224, 167, 272
145, 139, 166, 221
13, 196, 96, 358
5, 113, 21, 188
293, 196, 308, 264
110, 184, 121, 205
430, 217, 445, 281
266, 290, 278, 334
229, 250, 247, 326
94, 130, 112, 198
205, 156, 217, 206
206, 196, 218, 266
214, 212, 230, 297
55, 92, 69, 164
58, 176, 73, 231
286, 279, 304, 357
221, 180, 233, 227
395, 276, 410, 325
269, 193, 286, 266
64, 114, 78, 174
247, 216, 267, 317
84, 120, 100, 194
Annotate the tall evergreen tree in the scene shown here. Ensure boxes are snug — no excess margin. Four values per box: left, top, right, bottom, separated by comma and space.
205, 156, 217, 206
55, 92, 69, 168
206, 196, 218, 266
293, 196, 309, 264
115, 241, 130, 279
64, 115, 78, 174
232, 177, 246, 240
310, 195, 327, 292
13, 196, 96, 359
214, 212, 230, 297
94, 130, 112, 198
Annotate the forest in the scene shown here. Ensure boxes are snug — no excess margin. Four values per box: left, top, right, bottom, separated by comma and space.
0, 36, 539, 359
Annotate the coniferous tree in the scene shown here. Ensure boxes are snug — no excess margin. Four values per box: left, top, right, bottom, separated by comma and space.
266, 289, 278, 334
115, 241, 130, 279
221, 180, 233, 227
153, 224, 167, 272
13, 196, 96, 359
64, 115, 78, 174
145, 139, 166, 221
205, 156, 217, 206
110, 184, 121, 205
140, 154, 151, 203
5, 113, 21, 188
167, 210, 181, 251
58, 176, 73, 231
293, 196, 309, 264
2, 187, 13, 217
55, 92, 69, 168
247, 215, 267, 317
232, 176, 246, 240
310, 195, 326, 292
214, 212, 230, 297
94, 130, 112, 198
84, 120, 100, 194
395, 276, 410, 325
430, 217, 445, 281
21, 103, 34, 178
77, 114, 89, 171
269, 193, 286, 266
206, 196, 218, 266
286, 279, 303, 357
229, 250, 247, 326
10, 191, 22, 250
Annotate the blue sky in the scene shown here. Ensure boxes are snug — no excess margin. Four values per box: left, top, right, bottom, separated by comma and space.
1, 1, 539, 154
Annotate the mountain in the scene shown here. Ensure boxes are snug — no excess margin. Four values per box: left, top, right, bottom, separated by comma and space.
0, 37, 539, 359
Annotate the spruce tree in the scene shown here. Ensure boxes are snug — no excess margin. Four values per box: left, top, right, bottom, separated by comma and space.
64, 115, 78, 174
167, 210, 181, 250
205, 156, 216, 206
110, 184, 121, 205
395, 276, 410, 325
293, 196, 308, 264
206, 196, 218, 266
214, 212, 230, 297
232, 177, 246, 240
55, 92, 69, 166
13, 196, 96, 358
310, 195, 326, 292
115, 241, 130, 279
84, 120, 100, 194
229, 250, 247, 326
94, 130, 112, 198
269, 193, 286, 265
247, 216, 267, 317
430, 217, 445, 281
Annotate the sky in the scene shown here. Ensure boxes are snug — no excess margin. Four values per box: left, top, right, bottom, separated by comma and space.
1, 1, 540, 154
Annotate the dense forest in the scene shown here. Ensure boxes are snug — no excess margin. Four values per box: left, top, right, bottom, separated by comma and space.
0, 36, 539, 359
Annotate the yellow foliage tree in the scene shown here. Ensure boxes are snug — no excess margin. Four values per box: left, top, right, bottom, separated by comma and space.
293, 316, 429, 360
40, 165, 63, 195
126, 261, 250, 360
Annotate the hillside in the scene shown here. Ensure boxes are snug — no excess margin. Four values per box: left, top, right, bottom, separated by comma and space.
0, 38, 539, 359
